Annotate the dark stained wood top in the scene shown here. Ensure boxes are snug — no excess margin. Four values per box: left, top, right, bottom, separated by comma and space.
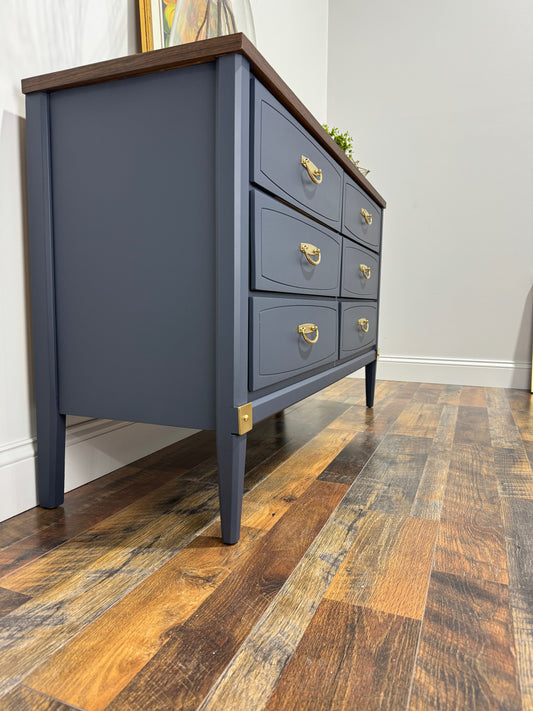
21, 33, 386, 207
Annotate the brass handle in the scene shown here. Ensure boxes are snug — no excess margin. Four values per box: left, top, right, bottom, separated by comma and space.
361, 208, 373, 225
301, 155, 323, 184
300, 242, 321, 265
298, 323, 319, 344
359, 264, 371, 279
358, 318, 369, 333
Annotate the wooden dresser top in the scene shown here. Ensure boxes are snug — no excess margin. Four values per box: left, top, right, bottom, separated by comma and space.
22, 33, 385, 207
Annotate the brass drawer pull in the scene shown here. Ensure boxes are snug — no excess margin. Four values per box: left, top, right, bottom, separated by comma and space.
359, 264, 371, 279
298, 323, 319, 344
361, 208, 373, 225
301, 155, 323, 184
300, 242, 321, 265
358, 318, 369, 333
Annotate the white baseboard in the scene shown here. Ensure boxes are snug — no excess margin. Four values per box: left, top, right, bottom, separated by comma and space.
0, 420, 197, 523
349, 354, 532, 389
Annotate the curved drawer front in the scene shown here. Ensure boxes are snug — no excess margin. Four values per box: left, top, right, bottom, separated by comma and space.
341, 240, 379, 299
252, 80, 342, 229
342, 176, 382, 252
251, 190, 341, 296
340, 301, 377, 359
250, 297, 338, 390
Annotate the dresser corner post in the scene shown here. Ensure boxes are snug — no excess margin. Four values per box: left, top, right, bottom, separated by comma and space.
25, 91, 66, 507
214, 54, 251, 544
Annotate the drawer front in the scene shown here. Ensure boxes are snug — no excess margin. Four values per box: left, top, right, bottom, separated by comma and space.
251, 190, 341, 296
252, 80, 342, 229
342, 176, 382, 252
340, 301, 377, 359
341, 240, 379, 299
250, 296, 338, 390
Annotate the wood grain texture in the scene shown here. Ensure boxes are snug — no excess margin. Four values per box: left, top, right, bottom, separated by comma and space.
240, 425, 352, 531
454, 405, 491, 446
0, 478, 223, 697
410, 405, 458, 520
105, 479, 346, 711
0, 686, 77, 710
0, 381, 529, 710
347, 434, 432, 516
390, 402, 443, 438
434, 444, 508, 584
263, 600, 420, 711
506, 388, 533, 441
0, 588, 29, 619
25, 527, 260, 711
198, 478, 372, 711
409, 570, 521, 711
325, 512, 438, 620
500, 495, 533, 709
459, 385, 487, 407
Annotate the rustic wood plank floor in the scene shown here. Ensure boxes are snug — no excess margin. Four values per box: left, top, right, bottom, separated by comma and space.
0, 379, 531, 710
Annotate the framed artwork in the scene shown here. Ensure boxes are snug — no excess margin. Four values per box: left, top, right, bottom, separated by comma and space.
139, 0, 174, 51
139, 0, 255, 52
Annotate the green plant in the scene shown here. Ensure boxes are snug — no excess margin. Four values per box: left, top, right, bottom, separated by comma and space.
323, 125, 354, 160
323, 124, 370, 176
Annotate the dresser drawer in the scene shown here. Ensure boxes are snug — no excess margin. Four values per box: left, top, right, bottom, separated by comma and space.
250, 296, 338, 390
340, 301, 377, 359
341, 240, 379, 299
342, 176, 382, 252
252, 80, 342, 230
251, 190, 341, 297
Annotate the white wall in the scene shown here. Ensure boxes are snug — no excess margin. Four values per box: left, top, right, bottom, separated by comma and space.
328, 0, 533, 387
251, 0, 329, 121
0, 1, 330, 522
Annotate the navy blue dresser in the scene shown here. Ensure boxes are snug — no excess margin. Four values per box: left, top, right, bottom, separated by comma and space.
23, 34, 386, 544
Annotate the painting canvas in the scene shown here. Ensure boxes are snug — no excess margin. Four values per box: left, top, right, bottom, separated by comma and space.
140, 0, 254, 52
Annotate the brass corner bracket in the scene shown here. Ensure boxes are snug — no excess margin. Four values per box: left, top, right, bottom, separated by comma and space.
237, 403, 253, 435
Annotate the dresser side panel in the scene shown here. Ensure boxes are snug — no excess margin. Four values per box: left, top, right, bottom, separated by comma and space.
50, 64, 217, 428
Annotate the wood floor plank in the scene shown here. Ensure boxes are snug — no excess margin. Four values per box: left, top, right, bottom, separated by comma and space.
454, 406, 491, 446
437, 384, 463, 406
0, 588, 30, 619
320, 382, 425, 487
319, 430, 382, 486
434, 444, 508, 585
0, 464, 141, 552
390, 402, 443, 438
240, 426, 353, 531
0, 478, 224, 697
409, 570, 521, 711
325, 512, 437, 620
0, 465, 191, 578
506, 388, 533, 442
104, 479, 347, 711
500, 495, 533, 709
262, 600, 420, 711
459, 385, 487, 407
410, 405, 458, 520
411, 383, 446, 404
0, 686, 77, 710
486, 388, 525, 449
25, 527, 260, 711
197, 473, 387, 710
346, 434, 432, 516
494, 447, 533, 499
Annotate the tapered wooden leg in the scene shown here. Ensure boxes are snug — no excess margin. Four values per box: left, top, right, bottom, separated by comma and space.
216, 430, 247, 544
36, 411, 66, 507
365, 358, 377, 408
